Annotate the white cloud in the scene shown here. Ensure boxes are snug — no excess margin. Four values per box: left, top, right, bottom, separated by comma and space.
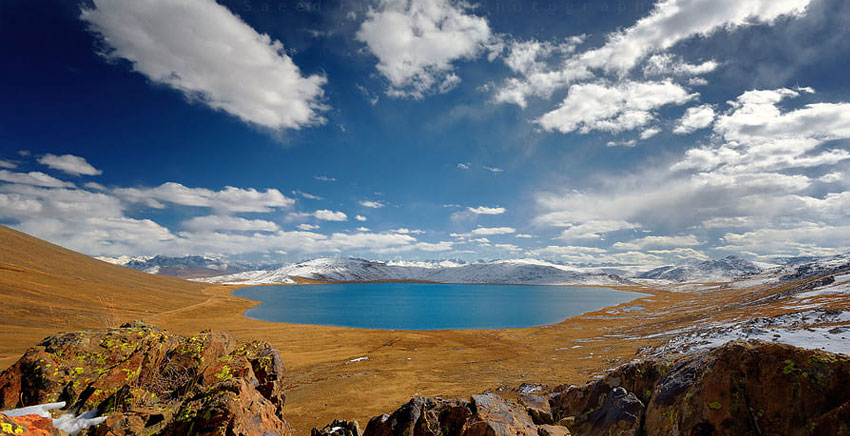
457, 162, 470, 170
0, 170, 75, 188
471, 226, 515, 236
292, 190, 322, 200
84, 182, 107, 191
116, 182, 294, 213
606, 139, 637, 148
37, 153, 102, 176
359, 200, 385, 208
297, 223, 321, 231
494, 0, 812, 109
515, 233, 533, 238
391, 228, 426, 234
356, 226, 370, 232
640, 127, 662, 140
557, 220, 640, 241
719, 224, 850, 257
673, 104, 716, 134
576, 0, 812, 74
355, 215, 368, 222
467, 206, 505, 215
314, 176, 336, 182
313, 210, 348, 221
642, 54, 719, 77
533, 87, 850, 259
673, 88, 850, 174
613, 234, 700, 250
819, 172, 844, 183
0, 159, 18, 169
81, 0, 326, 130
183, 215, 279, 232
484, 166, 504, 173
537, 80, 696, 134
356, 0, 494, 98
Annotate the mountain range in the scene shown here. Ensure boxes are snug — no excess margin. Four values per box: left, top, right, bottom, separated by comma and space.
98, 252, 850, 286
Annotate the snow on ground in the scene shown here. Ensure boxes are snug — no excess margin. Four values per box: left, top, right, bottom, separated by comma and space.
793, 272, 850, 299
652, 309, 850, 357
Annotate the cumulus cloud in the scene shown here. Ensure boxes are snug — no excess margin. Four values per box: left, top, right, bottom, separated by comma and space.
537, 80, 696, 134
484, 166, 504, 173
297, 223, 320, 231
116, 182, 294, 213
81, 0, 326, 130
313, 210, 348, 221
457, 162, 470, 170
467, 206, 505, 215
534, 87, 850, 258
37, 153, 102, 176
183, 215, 279, 232
356, 0, 494, 98
494, 0, 813, 111
355, 215, 368, 222
673, 104, 716, 134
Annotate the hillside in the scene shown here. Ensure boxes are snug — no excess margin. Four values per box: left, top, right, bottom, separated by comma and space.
0, 225, 207, 367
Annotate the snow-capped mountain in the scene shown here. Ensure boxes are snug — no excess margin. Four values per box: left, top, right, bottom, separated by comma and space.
636, 256, 766, 283
196, 257, 631, 286
98, 255, 265, 279
775, 251, 850, 283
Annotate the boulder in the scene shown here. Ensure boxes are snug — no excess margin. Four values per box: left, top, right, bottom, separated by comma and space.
518, 392, 553, 425
362, 394, 570, 436
311, 419, 361, 436
0, 322, 290, 436
551, 340, 850, 436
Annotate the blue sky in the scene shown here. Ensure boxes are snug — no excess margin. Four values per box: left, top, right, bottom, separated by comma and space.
1, 0, 850, 265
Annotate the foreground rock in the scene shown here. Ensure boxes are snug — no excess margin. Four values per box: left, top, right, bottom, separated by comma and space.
345, 340, 850, 436
552, 340, 850, 435
0, 321, 290, 436
357, 392, 569, 436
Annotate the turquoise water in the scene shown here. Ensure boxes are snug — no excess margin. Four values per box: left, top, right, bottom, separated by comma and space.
232, 283, 647, 330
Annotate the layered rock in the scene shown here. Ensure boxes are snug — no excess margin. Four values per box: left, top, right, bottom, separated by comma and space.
0, 321, 290, 436
551, 340, 850, 435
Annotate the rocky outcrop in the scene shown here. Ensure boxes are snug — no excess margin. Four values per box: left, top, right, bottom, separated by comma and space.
0, 321, 290, 436
359, 393, 571, 436
552, 340, 850, 436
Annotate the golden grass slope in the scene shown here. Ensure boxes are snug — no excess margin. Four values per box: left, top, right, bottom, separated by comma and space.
0, 225, 207, 367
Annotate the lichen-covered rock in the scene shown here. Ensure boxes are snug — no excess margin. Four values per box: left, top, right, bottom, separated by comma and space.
552, 340, 850, 436
0, 322, 290, 436
644, 340, 850, 436
1, 414, 68, 436
362, 393, 570, 436
311, 419, 361, 436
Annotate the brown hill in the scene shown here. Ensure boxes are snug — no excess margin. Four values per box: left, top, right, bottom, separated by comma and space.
0, 225, 207, 367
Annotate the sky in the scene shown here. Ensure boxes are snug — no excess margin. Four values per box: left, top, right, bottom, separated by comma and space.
1, 0, 850, 266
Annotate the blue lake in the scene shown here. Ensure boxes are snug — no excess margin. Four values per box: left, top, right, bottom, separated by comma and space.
232, 283, 648, 330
